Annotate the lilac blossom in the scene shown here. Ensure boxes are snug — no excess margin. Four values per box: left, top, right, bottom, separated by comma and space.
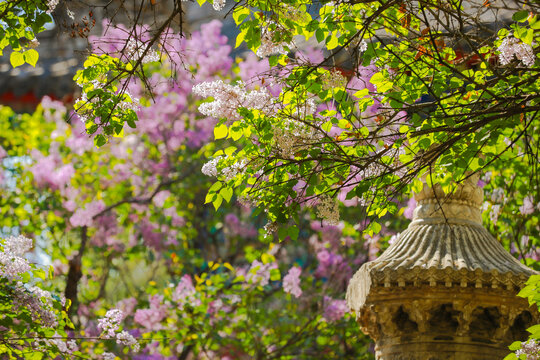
315, 249, 352, 288
515, 339, 540, 359
116, 330, 140, 352
193, 80, 273, 121
520, 195, 536, 215
498, 36, 536, 68
322, 296, 348, 322
247, 260, 277, 287
30, 152, 75, 191
283, 266, 302, 298
98, 309, 124, 338
0, 235, 33, 280
69, 200, 106, 227
403, 197, 417, 220
172, 275, 199, 309
224, 213, 258, 238
13, 284, 58, 327
134, 295, 168, 331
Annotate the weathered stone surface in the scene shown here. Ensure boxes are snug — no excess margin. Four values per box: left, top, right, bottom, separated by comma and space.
346, 175, 539, 359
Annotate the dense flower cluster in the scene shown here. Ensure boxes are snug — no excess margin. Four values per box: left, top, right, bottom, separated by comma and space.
98, 309, 140, 353
172, 275, 199, 310
246, 260, 277, 287
46, 0, 59, 13
134, 295, 168, 330
201, 155, 247, 181
322, 296, 348, 322
41, 334, 78, 355
516, 339, 540, 359
125, 39, 160, 64
283, 266, 302, 297
520, 195, 538, 215
498, 36, 536, 67
213, 0, 226, 11
316, 195, 340, 225
98, 309, 124, 338
256, 23, 291, 58
321, 70, 347, 90
13, 284, 59, 327
0, 235, 32, 280
193, 80, 273, 121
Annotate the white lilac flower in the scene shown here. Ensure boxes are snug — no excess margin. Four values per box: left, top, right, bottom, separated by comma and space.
102, 353, 117, 360
201, 156, 222, 177
317, 196, 340, 225
46, 0, 59, 13
13, 284, 58, 327
490, 188, 505, 203
193, 80, 273, 121
256, 23, 291, 58
515, 339, 540, 359
213, 0, 226, 11
115, 330, 140, 352
0, 236, 33, 280
359, 40, 368, 52
489, 204, 500, 224
125, 39, 160, 64
498, 36, 535, 68
520, 195, 536, 215
97, 309, 124, 338
263, 222, 279, 237
322, 70, 347, 90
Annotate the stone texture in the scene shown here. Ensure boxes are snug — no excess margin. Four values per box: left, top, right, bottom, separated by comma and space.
346, 175, 539, 359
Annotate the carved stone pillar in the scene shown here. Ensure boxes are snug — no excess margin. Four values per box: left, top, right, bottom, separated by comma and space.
346, 175, 539, 359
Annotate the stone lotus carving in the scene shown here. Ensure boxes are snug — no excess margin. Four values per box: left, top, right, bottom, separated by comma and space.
346, 174, 539, 360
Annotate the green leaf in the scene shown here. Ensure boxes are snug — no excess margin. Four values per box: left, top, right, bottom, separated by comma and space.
270, 268, 281, 281
512, 10, 529, 22
233, 7, 250, 25
288, 226, 299, 241
214, 123, 228, 139
95, 134, 107, 147
508, 341, 522, 351
23, 49, 38, 67
219, 187, 233, 203
212, 194, 223, 210
10, 51, 24, 67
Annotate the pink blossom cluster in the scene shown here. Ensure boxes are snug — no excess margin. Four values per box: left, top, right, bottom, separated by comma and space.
315, 249, 352, 288
246, 260, 278, 287
498, 36, 536, 67
520, 195, 539, 215
224, 213, 258, 239
322, 296, 348, 322
134, 295, 168, 330
0, 235, 32, 280
69, 200, 106, 227
172, 275, 199, 310
283, 266, 302, 298
30, 150, 75, 191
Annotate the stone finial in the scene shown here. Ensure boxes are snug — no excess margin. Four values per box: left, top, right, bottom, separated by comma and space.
346, 175, 538, 360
